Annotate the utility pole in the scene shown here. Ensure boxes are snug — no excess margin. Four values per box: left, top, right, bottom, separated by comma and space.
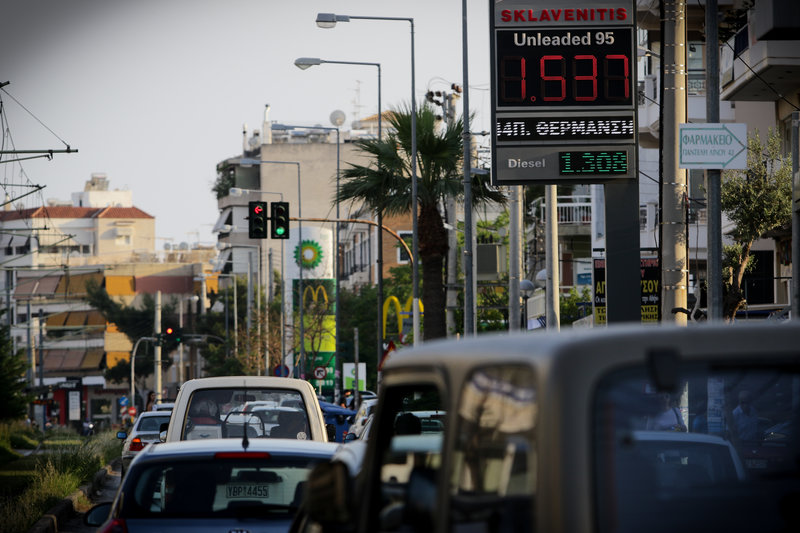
546, 185, 560, 329
509, 187, 522, 330
661, 0, 689, 324
706, 0, 723, 321
792, 111, 799, 320
154, 291, 162, 403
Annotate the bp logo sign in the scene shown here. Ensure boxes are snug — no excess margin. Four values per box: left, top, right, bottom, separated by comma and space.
295, 239, 323, 269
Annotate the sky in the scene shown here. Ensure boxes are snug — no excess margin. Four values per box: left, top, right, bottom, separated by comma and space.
1, 0, 492, 249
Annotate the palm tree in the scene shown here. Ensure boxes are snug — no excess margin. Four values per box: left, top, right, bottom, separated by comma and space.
337, 103, 506, 340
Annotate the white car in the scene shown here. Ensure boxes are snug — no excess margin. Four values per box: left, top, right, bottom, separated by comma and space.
164, 376, 328, 442
118, 410, 173, 475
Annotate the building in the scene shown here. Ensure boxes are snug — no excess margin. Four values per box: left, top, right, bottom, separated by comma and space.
1, 175, 214, 429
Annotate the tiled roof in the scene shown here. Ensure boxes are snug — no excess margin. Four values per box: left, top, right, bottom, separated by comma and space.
0, 205, 153, 221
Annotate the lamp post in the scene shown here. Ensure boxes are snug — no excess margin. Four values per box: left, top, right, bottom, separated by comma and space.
177, 295, 199, 385
130, 336, 156, 413
239, 159, 305, 377
293, 56, 385, 390
316, 12, 420, 346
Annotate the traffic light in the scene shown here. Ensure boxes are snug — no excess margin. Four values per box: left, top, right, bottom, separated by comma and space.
271, 202, 290, 239
248, 201, 268, 239
163, 326, 183, 344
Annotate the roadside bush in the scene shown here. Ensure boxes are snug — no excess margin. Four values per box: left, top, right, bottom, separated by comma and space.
0, 429, 122, 533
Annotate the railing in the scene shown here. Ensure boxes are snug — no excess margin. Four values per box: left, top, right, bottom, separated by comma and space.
533, 195, 592, 225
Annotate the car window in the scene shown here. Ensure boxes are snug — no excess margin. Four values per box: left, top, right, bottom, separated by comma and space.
121, 455, 329, 518
182, 388, 308, 440
595, 362, 800, 533
450, 365, 536, 533
372, 383, 445, 532
138, 416, 171, 433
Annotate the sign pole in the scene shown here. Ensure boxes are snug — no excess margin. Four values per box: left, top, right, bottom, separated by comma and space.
706, 0, 723, 321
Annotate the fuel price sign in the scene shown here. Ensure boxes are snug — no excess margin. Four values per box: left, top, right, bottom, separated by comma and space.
490, 0, 637, 184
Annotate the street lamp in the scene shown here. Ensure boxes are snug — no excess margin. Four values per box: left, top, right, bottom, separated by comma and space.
239, 159, 305, 378
130, 336, 156, 413
293, 56, 385, 390
316, 12, 421, 346
177, 295, 199, 385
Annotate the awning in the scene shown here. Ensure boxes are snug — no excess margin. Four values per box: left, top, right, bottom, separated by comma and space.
65, 312, 87, 327
115, 227, 133, 237
81, 349, 105, 370
14, 274, 62, 299
212, 207, 233, 233
213, 249, 232, 272
106, 351, 130, 368
36, 232, 73, 247
46, 312, 69, 328
86, 310, 106, 326
106, 275, 135, 296
42, 349, 88, 372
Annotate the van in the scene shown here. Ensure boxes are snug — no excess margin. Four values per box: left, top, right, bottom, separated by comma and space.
164, 376, 329, 442
302, 322, 800, 533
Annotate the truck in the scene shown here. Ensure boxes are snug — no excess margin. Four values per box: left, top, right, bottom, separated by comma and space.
300, 322, 800, 533
163, 376, 330, 442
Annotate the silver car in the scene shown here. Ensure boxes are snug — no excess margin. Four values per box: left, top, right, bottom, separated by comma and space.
85, 438, 339, 532
118, 411, 173, 475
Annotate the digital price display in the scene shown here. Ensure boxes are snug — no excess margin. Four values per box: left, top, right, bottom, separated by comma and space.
559, 150, 628, 175
495, 27, 633, 108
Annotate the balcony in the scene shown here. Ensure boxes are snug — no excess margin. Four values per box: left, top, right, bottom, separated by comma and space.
721, 23, 800, 102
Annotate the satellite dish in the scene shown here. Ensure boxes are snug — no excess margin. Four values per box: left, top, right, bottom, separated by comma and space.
164, 243, 172, 251
330, 110, 346, 127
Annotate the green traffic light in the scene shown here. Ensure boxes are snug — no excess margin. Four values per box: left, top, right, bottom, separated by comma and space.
276, 227, 285, 235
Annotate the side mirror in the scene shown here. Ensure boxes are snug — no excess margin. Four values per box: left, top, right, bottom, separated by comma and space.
305, 461, 352, 525
326, 423, 337, 442
84, 502, 113, 527
116, 431, 127, 440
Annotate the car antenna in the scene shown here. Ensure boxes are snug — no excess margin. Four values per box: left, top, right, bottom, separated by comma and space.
241, 381, 250, 451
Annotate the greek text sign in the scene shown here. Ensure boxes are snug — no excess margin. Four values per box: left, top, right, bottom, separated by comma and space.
679, 123, 747, 169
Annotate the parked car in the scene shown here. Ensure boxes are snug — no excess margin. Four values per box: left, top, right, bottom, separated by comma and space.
163, 376, 329, 442
85, 438, 339, 532
118, 411, 173, 475
152, 402, 175, 412
347, 399, 377, 439
300, 322, 800, 533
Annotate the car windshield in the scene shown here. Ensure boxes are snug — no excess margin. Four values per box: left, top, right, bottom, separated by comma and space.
182, 388, 309, 440
595, 363, 800, 533
122, 455, 327, 519
137, 416, 171, 433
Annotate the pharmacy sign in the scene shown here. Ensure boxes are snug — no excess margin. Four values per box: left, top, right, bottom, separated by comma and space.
679, 123, 747, 169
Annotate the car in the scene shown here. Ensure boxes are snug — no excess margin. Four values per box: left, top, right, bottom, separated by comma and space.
301, 322, 800, 533
163, 376, 328, 442
318, 400, 356, 442
152, 402, 175, 412
118, 411, 173, 475
347, 398, 377, 439
85, 437, 339, 533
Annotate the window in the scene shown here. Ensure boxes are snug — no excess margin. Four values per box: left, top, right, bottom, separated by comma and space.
450, 366, 536, 533
595, 362, 800, 533
121, 455, 328, 518
182, 388, 308, 440
397, 231, 413, 264
372, 383, 445, 532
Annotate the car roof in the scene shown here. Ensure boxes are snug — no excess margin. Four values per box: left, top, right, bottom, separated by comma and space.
137, 410, 172, 417
179, 376, 315, 391
136, 438, 339, 461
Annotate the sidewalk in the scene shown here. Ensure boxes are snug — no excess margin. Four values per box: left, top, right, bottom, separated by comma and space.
27, 458, 121, 533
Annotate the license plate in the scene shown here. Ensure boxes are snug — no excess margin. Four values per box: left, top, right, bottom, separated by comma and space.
226, 484, 270, 498
745, 458, 767, 469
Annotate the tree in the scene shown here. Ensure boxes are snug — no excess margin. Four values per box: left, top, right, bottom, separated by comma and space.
337, 103, 506, 340
0, 317, 32, 421
720, 129, 792, 320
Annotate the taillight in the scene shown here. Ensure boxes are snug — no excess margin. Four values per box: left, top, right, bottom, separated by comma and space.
98, 518, 128, 533
129, 438, 145, 452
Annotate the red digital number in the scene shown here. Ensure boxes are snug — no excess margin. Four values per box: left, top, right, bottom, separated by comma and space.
500, 56, 526, 103
573, 55, 597, 102
540, 55, 566, 102
604, 54, 630, 101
